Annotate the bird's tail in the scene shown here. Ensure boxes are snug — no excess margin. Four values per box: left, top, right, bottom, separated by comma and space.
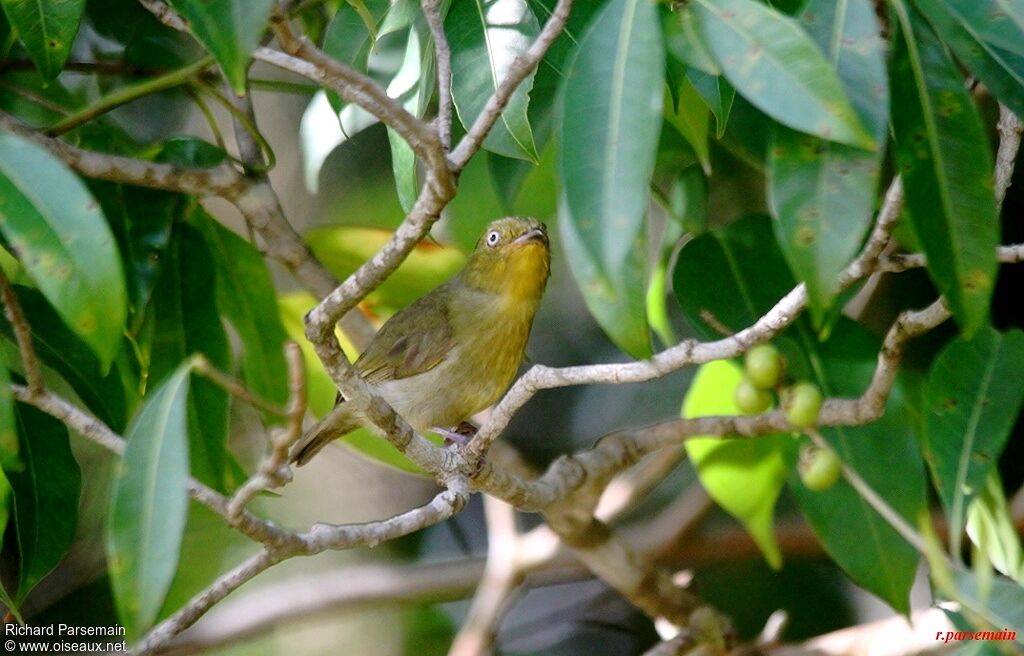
289, 403, 361, 466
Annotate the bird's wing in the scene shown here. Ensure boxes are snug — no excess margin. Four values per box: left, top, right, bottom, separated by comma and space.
355, 290, 456, 385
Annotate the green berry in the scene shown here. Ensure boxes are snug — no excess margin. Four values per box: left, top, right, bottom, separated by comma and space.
785, 382, 822, 428
745, 343, 783, 390
799, 444, 842, 491
735, 378, 773, 415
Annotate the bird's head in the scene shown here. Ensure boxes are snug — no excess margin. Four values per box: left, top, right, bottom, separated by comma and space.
460, 217, 551, 301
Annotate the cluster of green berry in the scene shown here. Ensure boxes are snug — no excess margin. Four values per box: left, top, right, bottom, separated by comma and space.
734, 343, 841, 492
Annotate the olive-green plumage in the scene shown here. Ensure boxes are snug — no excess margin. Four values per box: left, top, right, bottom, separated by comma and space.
290, 217, 550, 466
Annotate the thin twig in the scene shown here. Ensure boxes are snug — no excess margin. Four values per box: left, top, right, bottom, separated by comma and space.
46, 56, 215, 136
192, 355, 287, 417
134, 475, 470, 655
0, 271, 43, 394
422, 0, 453, 151
264, 8, 449, 175
226, 344, 306, 521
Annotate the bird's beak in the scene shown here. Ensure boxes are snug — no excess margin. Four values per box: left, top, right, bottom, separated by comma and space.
512, 227, 547, 246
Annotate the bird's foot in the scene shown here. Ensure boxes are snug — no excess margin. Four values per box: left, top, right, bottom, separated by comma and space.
433, 422, 478, 447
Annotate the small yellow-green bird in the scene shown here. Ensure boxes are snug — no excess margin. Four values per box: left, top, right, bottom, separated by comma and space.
290, 216, 550, 466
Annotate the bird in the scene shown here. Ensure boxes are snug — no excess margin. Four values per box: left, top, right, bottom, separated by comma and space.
290, 216, 551, 466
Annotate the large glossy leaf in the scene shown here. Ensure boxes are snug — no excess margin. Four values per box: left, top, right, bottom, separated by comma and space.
787, 322, 926, 614
306, 225, 465, 314
560, 197, 651, 358
0, 286, 130, 430
167, 0, 274, 94
91, 182, 179, 334
915, 0, 1024, 117
195, 213, 289, 406
527, 0, 608, 149
664, 77, 711, 175
322, 0, 390, 71
767, 0, 888, 328
0, 0, 84, 80
673, 214, 796, 340
0, 132, 128, 370
108, 364, 191, 639
448, 0, 540, 161
683, 360, 792, 569
923, 327, 1024, 555
150, 224, 231, 492
557, 0, 661, 358
890, 2, 998, 337
692, 0, 875, 149
386, 27, 432, 212
7, 402, 80, 604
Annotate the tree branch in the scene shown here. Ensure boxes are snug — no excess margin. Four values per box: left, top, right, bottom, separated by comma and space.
226, 344, 306, 521
0, 272, 43, 394
422, 0, 453, 151
449, 497, 525, 656
0, 111, 243, 196
995, 105, 1023, 207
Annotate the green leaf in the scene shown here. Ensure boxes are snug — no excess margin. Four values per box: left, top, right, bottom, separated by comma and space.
664, 77, 711, 175
686, 69, 734, 138
0, 365, 15, 468
787, 322, 926, 614
322, 0, 391, 71
668, 5, 719, 75
948, 569, 1024, 645
7, 402, 81, 603
560, 196, 651, 358
692, 0, 875, 149
673, 214, 796, 340
0, 286, 131, 431
447, 0, 540, 161
150, 224, 231, 492
0, 0, 84, 79
683, 360, 792, 569
915, 0, 1024, 118
923, 327, 1024, 556
966, 473, 1023, 581
558, 0, 662, 357
385, 26, 431, 212
527, 0, 608, 149
767, 0, 887, 328
890, 2, 998, 337
91, 182, 180, 334
108, 364, 191, 639
195, 213, 289, 406
167, 0, 274, 94
0, 131, 128, 370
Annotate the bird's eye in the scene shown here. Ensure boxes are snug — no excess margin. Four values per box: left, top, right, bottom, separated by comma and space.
486, 230, 500, 247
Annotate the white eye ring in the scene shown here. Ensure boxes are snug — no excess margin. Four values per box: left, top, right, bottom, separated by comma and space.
486, 230, 500, 247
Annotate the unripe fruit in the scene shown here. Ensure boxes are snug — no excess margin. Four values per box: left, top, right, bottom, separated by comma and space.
799, 444, 842, 491
735, 378, 772, 414
784, 382, 822, 428
745, 343, 782, 390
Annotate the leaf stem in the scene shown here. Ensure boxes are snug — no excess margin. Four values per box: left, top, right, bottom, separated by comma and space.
46, 56, 216, 136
